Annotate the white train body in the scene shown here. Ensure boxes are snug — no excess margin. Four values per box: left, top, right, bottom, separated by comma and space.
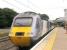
9, 12, 49, 47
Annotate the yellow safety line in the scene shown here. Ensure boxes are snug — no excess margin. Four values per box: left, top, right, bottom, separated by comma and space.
44, 28, 58, 50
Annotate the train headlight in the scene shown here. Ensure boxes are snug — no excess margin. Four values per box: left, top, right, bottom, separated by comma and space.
9, 32, 13, 36
27, 32, 33, 37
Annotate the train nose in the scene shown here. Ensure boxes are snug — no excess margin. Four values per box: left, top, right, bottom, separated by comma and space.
9, 27, 32, 47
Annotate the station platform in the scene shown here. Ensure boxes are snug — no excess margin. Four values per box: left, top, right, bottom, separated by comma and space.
30, 27, 67, 50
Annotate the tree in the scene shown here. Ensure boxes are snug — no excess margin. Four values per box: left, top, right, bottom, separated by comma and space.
54, 18, 65, 27
0, 8, 18, 28
40, 14, 49, 21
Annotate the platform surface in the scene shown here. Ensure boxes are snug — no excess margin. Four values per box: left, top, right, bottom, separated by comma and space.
52, 27, 67, 50
31, 27, 67, 50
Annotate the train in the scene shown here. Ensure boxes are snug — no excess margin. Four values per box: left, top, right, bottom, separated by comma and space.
9, 12, 50, 48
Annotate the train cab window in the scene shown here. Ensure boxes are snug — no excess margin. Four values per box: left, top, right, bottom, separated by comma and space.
14, 17, 33, 27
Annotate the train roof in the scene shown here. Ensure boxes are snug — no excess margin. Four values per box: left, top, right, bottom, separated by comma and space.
15, 11, 40, 18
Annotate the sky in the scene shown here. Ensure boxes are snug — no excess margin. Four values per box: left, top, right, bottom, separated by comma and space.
0, 0, 67, 20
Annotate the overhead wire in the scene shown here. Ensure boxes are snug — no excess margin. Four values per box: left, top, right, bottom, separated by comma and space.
2, 0, 23, 11
14, 0, 37, 12
27, 0, 49, 13
28, 0, 65, 12
2, 0, 46, 13
27, 0, 44, 11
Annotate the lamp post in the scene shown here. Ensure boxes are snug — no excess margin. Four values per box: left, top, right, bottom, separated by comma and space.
64, 9, 67, 34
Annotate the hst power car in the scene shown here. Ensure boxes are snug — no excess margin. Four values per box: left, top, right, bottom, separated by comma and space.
9, 12, 48, 47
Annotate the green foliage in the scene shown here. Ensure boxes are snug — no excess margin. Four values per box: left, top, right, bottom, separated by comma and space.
0, 8, 18, 28
54, 19, 65, 27
40, 14, 49, 21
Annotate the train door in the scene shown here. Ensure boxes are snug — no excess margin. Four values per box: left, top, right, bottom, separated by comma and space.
35, 18, 42, 39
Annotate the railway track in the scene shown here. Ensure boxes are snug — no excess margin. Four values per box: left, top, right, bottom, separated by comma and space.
0, 36, 17, 50
0, 36, 9, 42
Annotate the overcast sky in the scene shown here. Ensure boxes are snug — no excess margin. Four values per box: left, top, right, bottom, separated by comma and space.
0, 0, 67, 20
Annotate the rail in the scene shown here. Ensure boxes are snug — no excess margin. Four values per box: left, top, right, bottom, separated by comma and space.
3, 45, 16, 50
0, 36, 9, 42
0, 36, 16, 50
